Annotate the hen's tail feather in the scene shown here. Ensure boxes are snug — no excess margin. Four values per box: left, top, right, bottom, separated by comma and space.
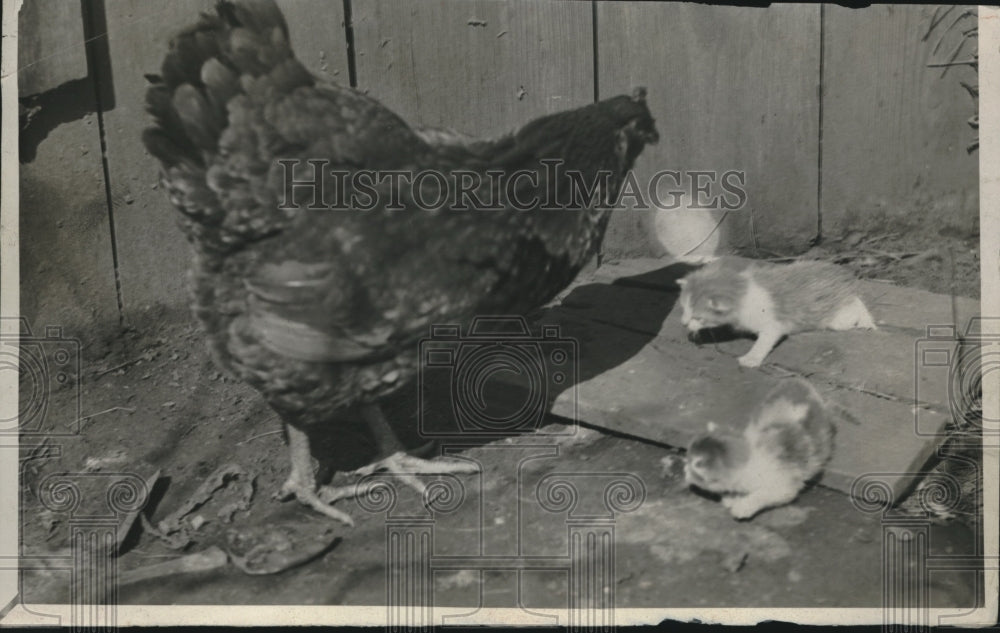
143, 0, 308, 169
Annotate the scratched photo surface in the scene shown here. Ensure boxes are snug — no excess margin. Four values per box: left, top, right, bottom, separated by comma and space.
8, 0, 991, 625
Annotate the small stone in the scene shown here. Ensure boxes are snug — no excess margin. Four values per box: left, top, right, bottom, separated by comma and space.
162, 401, 176, 408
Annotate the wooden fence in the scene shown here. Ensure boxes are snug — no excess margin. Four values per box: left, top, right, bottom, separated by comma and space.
18, 1, 979, 336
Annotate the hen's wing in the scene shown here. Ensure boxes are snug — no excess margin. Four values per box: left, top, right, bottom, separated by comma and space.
144, 0, 655, 372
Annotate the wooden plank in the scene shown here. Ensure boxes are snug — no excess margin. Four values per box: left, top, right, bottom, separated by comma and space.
17, 0, 88, 96
822, 5, 979, 238
503, 271, 954, 499
595, 4, 821, 258
100, 1, 348, 320
19, 114, 120, 338
351, 0, 593, 137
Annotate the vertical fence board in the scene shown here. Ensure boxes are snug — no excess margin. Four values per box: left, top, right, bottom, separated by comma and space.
101, 0, 223, 321
822, 5, 979, 237
20, 113, 120, 338
100, 0, 347, 322
351, 0, 594, 138
279, 0, 350, 81
17, 0, 88, 96
597, 3, 821, 258
18, 0, 118, 338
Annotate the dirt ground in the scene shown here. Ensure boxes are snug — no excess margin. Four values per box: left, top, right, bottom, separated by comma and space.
18, 232, 983, 611
823, 224, 980, 300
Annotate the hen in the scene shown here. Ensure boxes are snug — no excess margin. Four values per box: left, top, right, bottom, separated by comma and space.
143, 0, 658, 525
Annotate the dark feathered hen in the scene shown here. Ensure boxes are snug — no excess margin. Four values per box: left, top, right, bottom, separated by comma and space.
143, 0, 658, 524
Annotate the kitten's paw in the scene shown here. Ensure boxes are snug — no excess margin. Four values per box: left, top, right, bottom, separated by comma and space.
737, 354, 763, 368
727, 497, 763, 520
720, 495, 738, 510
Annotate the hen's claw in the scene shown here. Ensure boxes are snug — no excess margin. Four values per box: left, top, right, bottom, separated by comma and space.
352, 452, 479, 477
276, 477, 356, 527
318, 452, 480, 506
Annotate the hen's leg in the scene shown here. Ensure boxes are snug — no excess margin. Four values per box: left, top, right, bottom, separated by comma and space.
318, 403, 478, 504
275, 423, 355, 526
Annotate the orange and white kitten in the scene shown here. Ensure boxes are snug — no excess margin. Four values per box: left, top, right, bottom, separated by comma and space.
684, 379, 835, 520
676, 257, 876, 368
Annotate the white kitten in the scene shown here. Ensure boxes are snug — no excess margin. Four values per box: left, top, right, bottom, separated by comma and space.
684, 379, 836, 520
677, 257, 876, 367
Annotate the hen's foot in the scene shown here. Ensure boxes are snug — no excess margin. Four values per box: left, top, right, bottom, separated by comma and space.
318, 452, 480, 505
275, 477, 356, 527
